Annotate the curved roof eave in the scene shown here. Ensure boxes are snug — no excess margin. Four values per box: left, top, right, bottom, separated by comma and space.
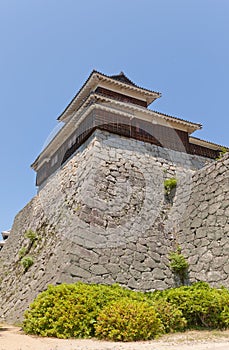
57, 70, 161, 122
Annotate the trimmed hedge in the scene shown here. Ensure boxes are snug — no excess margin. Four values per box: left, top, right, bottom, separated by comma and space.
23, 281, 229, 341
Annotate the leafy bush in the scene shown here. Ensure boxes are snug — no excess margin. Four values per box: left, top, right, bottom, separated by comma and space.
216, 146, 228, 160
155, 282, 229, 329
169, 246, 189, 282
24, 229, 37, 242
152, 299, 187, 333
23, 283, 146, 339
169, 252, 188, 272
18, 246, 27, 258
20, 256, 34, 271
23, 282, 229, 340
95, 298, 163, 341
164, 177, 177, 195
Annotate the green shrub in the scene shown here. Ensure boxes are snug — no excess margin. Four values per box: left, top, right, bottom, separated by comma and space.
21, 256, 34, 271
169, 252, 189, 273
23, 283, 146, 339
95, 298, 163, 341
169, 247, 189, 281
18, 246, 27, 258
216, 146, 228, 160
155, 282, 229, 329
24, 229, 37, 242
153, 299, 187, 333
164, 177, 177, 195
23, 282, 229, 340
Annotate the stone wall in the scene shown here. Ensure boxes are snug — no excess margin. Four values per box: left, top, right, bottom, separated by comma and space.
0, 130, 228, 323
178, 152, 229, 286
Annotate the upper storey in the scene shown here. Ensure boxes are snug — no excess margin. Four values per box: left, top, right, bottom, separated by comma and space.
58, 70, 161, 123
32, 71, 225, 187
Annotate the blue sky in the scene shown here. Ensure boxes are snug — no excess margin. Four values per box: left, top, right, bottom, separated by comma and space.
0, 0, 228, 233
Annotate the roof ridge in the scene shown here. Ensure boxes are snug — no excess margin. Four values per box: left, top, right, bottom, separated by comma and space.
109, 71, 137, 87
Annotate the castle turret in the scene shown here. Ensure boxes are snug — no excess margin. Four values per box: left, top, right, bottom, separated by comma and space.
31, 71, 225, 187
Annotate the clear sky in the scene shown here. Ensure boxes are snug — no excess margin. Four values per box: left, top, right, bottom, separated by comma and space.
0, 0, 228, 233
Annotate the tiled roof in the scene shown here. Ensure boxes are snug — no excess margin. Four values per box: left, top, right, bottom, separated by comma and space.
57, 70, 161, 121
109, 72, 137, 86
57, 70, 96, 121
103, 70, 161, 95
190, 136, 228, 150
151, 109, 202, 129
89, 92, 201, 132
